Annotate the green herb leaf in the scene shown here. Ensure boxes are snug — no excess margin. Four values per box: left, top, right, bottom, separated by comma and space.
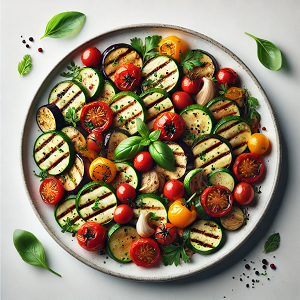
263, 233, 280, 253
149, 212, 159, 221
41, 11, 86, 39
179, 49, 203, 70
245, 32, 282, 71
149, 130, 161, 142
33, 170, 48, 181
149, 141, 175, 172
161, 244, 190, 266
61, 217, 75, 233
65, 107, 80, 127
13, 229, 61, 277
18, 54, 32, 76
113, 136, 144, 161
60, 61, 81, 79
245, 96, 261, 125
142, 79, 155, 88
136, 117, 150, 139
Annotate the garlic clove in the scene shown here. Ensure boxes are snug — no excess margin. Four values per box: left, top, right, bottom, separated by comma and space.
195, 77, 217, 106
136, 211, 156, 237
139, 170, 159, 194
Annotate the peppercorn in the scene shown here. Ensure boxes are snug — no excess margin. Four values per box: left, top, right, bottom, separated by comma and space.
270, 263, 276, 270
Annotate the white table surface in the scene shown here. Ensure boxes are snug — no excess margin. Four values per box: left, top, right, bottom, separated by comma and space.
1, 0, 300, 299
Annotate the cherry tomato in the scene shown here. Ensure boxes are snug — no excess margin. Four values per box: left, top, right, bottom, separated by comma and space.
216, 68, 238, 87
181, 75, 203, 95
130, 238, 161, 267
86, 129, 104, 152
39, 177, 64, 205
153, 112, 186, 141
233, 182, 255, 205
248, 133, 270, 155
114, 63, 141, 91
200, 185, 233, 217
232, 153, 264, 183
76, 221, 107, 252
225, 86, 246, 107
81, 47, 102, 68
155, 223, 178, 245
158, 36, 188, 62
116, 183, 136, 204
172, 91, 194, 110
89, 157, 116, 183
80, 101, 113, 133
163, 179, 184, 201
133, 151, 154, 172
114, 204, 134, 224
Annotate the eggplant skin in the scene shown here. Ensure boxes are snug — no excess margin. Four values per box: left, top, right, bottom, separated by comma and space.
100, 43, 143, 82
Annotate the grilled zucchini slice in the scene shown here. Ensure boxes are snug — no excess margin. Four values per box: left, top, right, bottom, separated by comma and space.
207, 168, 235, 192
183, 168, 207, 196
96, 80, 117, 105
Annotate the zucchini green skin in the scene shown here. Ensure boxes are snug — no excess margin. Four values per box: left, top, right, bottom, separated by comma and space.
106, 224, 140, 263
33, 130, 75, 175
194, 196, 211, 220
96, 80, 118, 104
207, 168, 235, 192
183, 168, 206, 196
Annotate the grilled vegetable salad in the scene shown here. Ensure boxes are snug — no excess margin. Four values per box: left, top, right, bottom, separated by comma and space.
32, 35, 270, 267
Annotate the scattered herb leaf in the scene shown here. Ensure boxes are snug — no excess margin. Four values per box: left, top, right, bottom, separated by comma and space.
60, 61, 81, 79
33, 170, 48, 181
179, 49, 203, 70
18, 54, 32, 76
161, 243, 190, 266
61, 217, 75, 233
263, 233, 280, 253
149, 212, 159, 221
65, 107, 80, 127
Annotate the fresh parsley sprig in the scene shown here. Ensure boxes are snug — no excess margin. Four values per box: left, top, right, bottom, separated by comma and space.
60, 61, 81, 79
245, 96, 261, 125
65, 107, 80, 127
33, 170, 48, 181
179, 49, 203, 70
18, 54, 33, 76
161, 243, 190, 266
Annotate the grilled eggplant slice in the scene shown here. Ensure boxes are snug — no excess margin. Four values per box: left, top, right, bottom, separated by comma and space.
213, 116, 252, 156
140, 88, 174, 131
101, 43, 143, 83
33, 130, 75, 175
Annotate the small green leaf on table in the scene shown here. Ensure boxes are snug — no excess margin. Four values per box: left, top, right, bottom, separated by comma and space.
18, 54, 32, 76
263, 232, 280, 253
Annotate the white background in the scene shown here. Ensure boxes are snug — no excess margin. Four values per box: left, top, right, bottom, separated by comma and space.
1, 0, 300, 299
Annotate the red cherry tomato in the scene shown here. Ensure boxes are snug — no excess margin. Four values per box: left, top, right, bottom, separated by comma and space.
76, 222, 107, 251
116, 183, 136, 204
39, 177, 64, 205
200, 185, 233, 217
86, 129, 104, 152
163, 179, 184, 201
232, 153, 264, 183
80, 101, 113, 133
155, 223, 178, 245
172, 91, 194, 110
233, 182, 255, 205
114, 63, 141, 91
114, 204, 134, 224
181, 75, 203, 95
133, 151, 154, 172
216, 68, 238, 87
130, 238, 161, 267
153, 112, 186, 141
81, 47, 102, 68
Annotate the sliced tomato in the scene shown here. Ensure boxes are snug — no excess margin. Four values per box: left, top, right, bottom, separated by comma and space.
200, 185, 233, 217
232, 153, 264, 183
89, 157, 116, 183
39, 177, 64, 205
80, 101, 113, 133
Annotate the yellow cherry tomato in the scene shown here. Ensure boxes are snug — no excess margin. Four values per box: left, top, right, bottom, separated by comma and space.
158, 36, 188, 62
248, 133, 270, 155
225, 87, 246, 107
168, 198, 197, 229
89, 157, 116, 183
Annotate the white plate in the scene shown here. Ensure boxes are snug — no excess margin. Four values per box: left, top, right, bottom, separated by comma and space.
21, 24, 281, 281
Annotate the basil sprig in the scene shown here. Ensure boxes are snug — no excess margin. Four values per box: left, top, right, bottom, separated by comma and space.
113, 118, 175, 171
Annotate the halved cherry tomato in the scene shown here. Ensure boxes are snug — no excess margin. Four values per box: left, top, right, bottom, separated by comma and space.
232, 153, 264, 183
133, 151, 154, 172
86, 129, 104, 152
163, 179, 184, 201
76, 221, 107, 252
114, 204, 134, 224
168, 198, 197, 228
200, 185, 233, 217
80, 101, 113, 133
233, 182, 255, 205
81, 47, 102, 68
225, 86, 246, 107
181, 75, 203, 95
114, 63, 141, 91
153, 112, 186, 141
155, 223, 178, 245
116, 183, 136, 204
158, 36, 188, 62
130, 238, 161, 267
216, 68, 238, 87
247, 133, 269, 155
39, 177, 64, 205
89, 157, 116, 183
172, 91, 194, 110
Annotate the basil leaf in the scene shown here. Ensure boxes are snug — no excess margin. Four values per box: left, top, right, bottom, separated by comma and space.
263, 232, 280, 253
136, 117, 150, 139
245, 32, 282, 71
13, 229, 61, 277
41, 11, 86, 39
140, 139, 151, 146
18, 54, 32, 76
149, 130, 161, 142
113, 136, 144, 161
149, 141, 175, 172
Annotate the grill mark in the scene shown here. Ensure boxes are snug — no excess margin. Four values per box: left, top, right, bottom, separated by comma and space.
191, 228, 221, 240
143, 59, 172, 77
232, 140, 248, 151
47, 152, 70, 172
57, 204, 76, 220
52, 82, 73, 104
79, 192, 113, 210
60, 90, 83, 113
105, 48, 131, 67
36, 140, 65, 164
193, 141, 223, 159
227, 130, 250, 143
123, 110, 143, 126
74, 160, 83, 179
116, 166, 129, 176
113, 98, 136, 117
152, 70, 177, 89
35, 133, 56, 153
85, 203, 117, 222
137, 206, 165, 210
210, 101, 236, 113
190, 238, 216, 249
146, 105, 173, 123
143, 95, 166, 109
197, 151, 232, 169
215, 120, 242, 135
